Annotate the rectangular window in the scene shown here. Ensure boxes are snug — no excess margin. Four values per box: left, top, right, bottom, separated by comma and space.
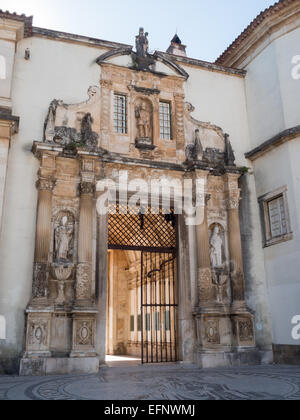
130, 315, 135, 332
164, 311, 170, 331
159, 101, 172, 140
268, 196, 287, 238
145, 313, 151, 331
154, 312, 160, 331
114, 94, 127, 134
258, 186, 293, 247
137, 314, 142, 332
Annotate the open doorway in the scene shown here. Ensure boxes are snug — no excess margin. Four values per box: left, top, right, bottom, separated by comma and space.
106, 204, 178, 365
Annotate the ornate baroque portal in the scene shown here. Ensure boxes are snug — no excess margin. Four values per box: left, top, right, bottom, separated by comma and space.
20, 29, 256, 376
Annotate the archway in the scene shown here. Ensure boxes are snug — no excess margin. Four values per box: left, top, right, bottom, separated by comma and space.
106, 203, 178, 364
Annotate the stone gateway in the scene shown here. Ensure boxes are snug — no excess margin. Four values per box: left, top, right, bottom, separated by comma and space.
0, 1, 300, 375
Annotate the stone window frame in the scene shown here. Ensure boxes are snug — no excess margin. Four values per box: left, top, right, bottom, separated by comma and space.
258, 186, 293, 248
159, 100, 172, 140
113, 92, 127, 135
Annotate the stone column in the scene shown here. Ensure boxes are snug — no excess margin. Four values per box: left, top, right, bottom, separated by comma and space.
195, 170, 214, 308
225, 173, 255, 349
31, 177, 54, 301
225, 173, 246, 309
75, 181, 95, 305
71, 160, 98, 358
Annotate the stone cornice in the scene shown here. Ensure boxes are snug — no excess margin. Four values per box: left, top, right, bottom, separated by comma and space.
158, 51, 246, 78
245, 125, 300, 161
0, 109, 19, 135
0, 10, 33, 39
215, 0, 300, 68
32, 141, 244, 176
32, 27, 132, 50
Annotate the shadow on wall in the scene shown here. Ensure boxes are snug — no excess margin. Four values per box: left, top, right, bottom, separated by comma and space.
0, 315, 6, 340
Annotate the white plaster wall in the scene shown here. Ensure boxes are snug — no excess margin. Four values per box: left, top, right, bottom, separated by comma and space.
0, 40, 14, 99
182, 64, 273, 350
0, 36, 107, 360
0, 315, 5, 340
245, 25, 300, 347
245, 27, 300, 148
253, 138, 300, 345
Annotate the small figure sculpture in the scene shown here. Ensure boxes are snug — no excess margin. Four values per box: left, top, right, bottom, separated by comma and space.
185, 129, 203, 161
210, 225, 223, 268
136, 102, 151, 138
55, 216, 74, 262
136, 28, 149, 58
80, 113, 99, 148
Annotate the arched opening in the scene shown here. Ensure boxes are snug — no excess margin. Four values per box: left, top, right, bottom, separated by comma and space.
106, 203, 178, 365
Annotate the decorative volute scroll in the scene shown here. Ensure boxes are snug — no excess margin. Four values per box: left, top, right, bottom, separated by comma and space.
184, 102, 236, 167
43, 86, 100, 148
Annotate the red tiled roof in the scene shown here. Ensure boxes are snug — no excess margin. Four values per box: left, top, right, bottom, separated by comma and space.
215, 0, 297, 66
0, 10, 33, 37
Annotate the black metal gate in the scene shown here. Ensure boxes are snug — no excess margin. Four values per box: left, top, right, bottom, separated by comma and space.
108, 204, 178, 364
141, 250, 178, 364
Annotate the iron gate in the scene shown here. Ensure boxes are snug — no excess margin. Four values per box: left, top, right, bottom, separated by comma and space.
141, 250, 178, 364
108, 203, 178, 364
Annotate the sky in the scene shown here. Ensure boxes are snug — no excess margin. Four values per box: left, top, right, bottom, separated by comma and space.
1, 0, 277, 62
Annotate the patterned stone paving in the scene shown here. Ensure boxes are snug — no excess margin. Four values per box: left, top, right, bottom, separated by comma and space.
1, 364, 300, 400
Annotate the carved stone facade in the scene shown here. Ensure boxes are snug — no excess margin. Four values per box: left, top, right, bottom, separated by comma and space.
19, 28, 257, 375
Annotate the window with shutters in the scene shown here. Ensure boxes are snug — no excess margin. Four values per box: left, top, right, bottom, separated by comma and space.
259, 187, 293, 247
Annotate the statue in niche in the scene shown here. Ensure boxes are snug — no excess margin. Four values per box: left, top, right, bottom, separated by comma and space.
136, 102, 151, 138
55, 216, 74, 262
210, 225, 224, 268
136, 28, 149, 58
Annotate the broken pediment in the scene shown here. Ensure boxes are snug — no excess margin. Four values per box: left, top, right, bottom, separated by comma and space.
44, 86, 101, 149
184, 102, 235, 167
96, 29, 189, 79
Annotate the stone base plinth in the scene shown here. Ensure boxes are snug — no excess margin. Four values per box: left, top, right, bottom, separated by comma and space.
19, 357, 99, 376
196, 349, 271, 369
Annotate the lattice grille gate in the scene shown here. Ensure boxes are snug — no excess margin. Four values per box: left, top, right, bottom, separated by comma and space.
108, 204, 178, 364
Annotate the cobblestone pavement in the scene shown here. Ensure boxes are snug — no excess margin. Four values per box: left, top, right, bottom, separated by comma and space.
1, 364, 300, 400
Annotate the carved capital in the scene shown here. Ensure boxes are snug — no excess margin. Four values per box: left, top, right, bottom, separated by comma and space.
36, 178, 54, 192
100, 79, 113, 89
226, 189, 241, 210
80, 182, 95, 196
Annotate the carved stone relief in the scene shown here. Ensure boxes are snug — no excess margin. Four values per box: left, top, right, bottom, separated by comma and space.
239, 319, 254, 343
26, 314, 51, 354
76, 263, 92, 301
32, 263, 49, 299
184, 102, 236, 167
205, 319, 220, 345
43, 86, 100, 148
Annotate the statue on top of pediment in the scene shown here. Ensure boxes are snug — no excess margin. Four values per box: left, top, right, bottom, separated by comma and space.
136, 28, 149, 58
